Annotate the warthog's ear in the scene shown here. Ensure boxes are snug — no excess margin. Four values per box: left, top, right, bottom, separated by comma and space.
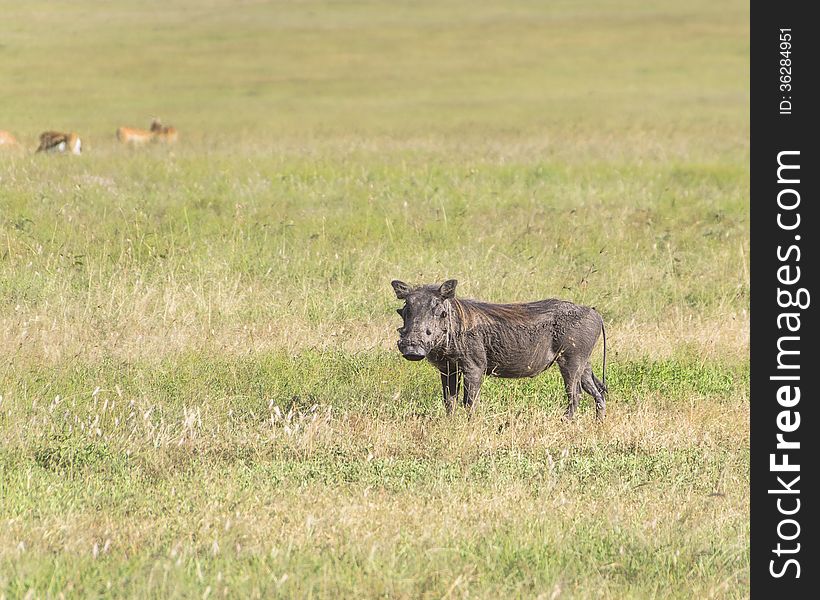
391, 280, 412, 299
439, 279, 458, 299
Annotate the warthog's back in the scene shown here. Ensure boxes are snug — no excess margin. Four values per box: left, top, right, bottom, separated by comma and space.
456, 298, 596, 331
452, 298, 601, 378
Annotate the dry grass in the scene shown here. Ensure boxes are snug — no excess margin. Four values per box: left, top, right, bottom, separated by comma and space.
3, 307, 747, 364
1, 382, 748, 597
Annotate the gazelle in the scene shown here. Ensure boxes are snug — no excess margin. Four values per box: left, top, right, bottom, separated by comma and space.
150, 119, 178, 143
36, 131, 82, 154
0, 130, 19, 148
116, 125, 155, 145
116, 119, 178, 145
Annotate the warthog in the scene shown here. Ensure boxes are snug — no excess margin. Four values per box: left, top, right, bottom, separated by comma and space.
392, 279, 607, 420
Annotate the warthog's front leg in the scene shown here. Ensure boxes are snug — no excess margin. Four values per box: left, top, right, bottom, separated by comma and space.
440, 370, 461, 415
462, 368, 484, 411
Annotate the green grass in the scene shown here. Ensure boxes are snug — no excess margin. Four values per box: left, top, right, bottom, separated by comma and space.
1, 353, 748, 598
1, 0, 748, 597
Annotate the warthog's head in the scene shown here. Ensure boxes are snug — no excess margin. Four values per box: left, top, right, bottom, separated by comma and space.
391, 279, 457, 361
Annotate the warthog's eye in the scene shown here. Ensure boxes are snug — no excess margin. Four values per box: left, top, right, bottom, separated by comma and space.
439, 311, 447, 318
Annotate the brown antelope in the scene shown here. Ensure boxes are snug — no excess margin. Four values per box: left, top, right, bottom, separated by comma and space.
36, 131, 82, 154
1, 130, 20, 149
117, 119, 178, 145
116, 125, 155, 145
150, 119, 178, 143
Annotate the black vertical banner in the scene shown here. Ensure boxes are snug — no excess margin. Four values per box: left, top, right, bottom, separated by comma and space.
751, 2, 817, 596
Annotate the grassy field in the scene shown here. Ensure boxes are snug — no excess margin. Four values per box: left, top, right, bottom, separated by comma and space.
1, 1, 749, 598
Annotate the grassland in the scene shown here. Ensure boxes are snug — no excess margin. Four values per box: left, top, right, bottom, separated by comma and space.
1, 1, 749, 597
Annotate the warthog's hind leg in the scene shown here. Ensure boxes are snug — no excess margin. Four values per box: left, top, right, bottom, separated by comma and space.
592, 372, 607, 395
581, 363, 606, 421
558, 359, 582, 420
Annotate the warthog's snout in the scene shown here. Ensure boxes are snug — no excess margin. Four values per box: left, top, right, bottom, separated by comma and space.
397, 340, 427, 361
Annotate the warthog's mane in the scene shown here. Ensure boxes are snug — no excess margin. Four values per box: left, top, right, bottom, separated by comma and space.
448, 297, 550, 333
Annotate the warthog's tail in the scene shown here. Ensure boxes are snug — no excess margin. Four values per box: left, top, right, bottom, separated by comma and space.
597, 313, 608, 394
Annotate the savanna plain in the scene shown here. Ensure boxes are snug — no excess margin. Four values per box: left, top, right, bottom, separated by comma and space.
0, 1, 749, 598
